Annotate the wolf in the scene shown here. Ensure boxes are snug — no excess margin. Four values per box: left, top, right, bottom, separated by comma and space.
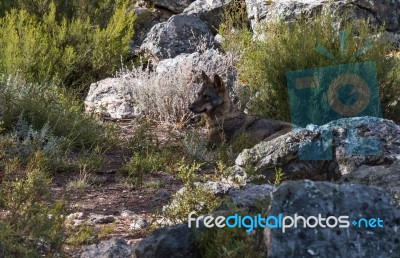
188, 71, 292, 146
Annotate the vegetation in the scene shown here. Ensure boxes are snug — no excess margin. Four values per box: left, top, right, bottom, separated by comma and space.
0, 148, 66, 256
0, 0, 134, 93
220, 11, 400, 122
163, 160, 220, 223
196, 200, 269, 258
0, 1, 133, 255
0, 76, 115, 149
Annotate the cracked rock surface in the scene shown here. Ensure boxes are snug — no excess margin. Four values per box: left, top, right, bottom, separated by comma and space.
245, 0, 400, 43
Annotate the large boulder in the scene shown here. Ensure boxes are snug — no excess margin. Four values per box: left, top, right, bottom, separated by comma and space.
84, 77, 140, 119
245, 0, 400, 43
235, 117, 400, 181
132, 224, 199, 258
340, 163, 400, 207
131, 1, 173, 52
140, 14, 215, 60
226, 183, 275, 210
266, 180, 400, 258
85, 49, 235, 119
148, 0, 196, 13
155, 49, 236, 88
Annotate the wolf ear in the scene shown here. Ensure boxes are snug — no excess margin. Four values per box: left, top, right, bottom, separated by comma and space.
201, 71, 211, 83
213, 74, 225, 93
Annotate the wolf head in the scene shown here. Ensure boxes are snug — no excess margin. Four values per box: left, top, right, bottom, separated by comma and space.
188, 71, 228, 115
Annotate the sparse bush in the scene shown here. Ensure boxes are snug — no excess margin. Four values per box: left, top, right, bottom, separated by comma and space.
0, 159, 66, 257
119, 63, 199, 126
67, 169, 91, 190
273, 167, 287, 186
122, 120, 175, 187
176, 159, 203, 187
121, 152, 163, 188
126, 120, 159, 154
163, 160, 220, 223
221, 12, 400, 122
77, 145, 107, 174
163, 184, 220, 223
66, 223, 97, 246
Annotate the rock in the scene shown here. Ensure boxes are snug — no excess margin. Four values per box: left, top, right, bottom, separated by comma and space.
224, 165, 248, 185
119, 210, 149, 230
132, 2, 173, 51
235, 117, 400, 181
340, 163, 400, 207
133, 224, 199, 258
227, 183, 275, 210
155, 189, 172, 200
84, 77, 140, 119
155, 49, 235, 87
196, 181, 234, 196
148, 0, 196, 13
120, 210, 138, 218
88, 214, 116, 224
245, 0, 400, 43
183, 0, 235, 32
140, 14, 215, 60
67, 212, 84, 220
66, 212, 85, 227
80, 238, 133, 258
130, 217, 149, 230
85, 49, 236, 119
266, 180, 400, 258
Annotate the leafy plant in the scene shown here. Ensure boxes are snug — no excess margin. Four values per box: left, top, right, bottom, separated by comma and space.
0, 160, 66, 257
0, 1, 134, 92
0, 75, 115, 149
220, 12, 400, 122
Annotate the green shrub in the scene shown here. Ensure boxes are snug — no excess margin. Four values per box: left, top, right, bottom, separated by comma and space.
0, 159, 66, 257
121, 152, 163, 188
221, 13, 400, 122
163, 160, 220, 223
122, 120, 177, 187
0, 76, 115, 149
163, 184, 220, 223
176, 159, 203, 187
66, 223, 97, 246
0, 0, 134, 26
126, 120, 160, 155
0, 1, 134, 92
214, 133, 258, 167
197, 225, 265, 258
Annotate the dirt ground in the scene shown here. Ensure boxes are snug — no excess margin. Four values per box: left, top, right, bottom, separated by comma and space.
52, 119, 187, 253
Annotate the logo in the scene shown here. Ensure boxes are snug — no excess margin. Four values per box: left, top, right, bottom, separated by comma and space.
188, 212, 384, 233
286, 31, 382, 160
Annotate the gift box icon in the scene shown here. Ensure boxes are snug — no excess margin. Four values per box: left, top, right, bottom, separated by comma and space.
286, 32, 382, 160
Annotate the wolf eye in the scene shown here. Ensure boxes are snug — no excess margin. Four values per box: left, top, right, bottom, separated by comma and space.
203, 95, 211, 101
